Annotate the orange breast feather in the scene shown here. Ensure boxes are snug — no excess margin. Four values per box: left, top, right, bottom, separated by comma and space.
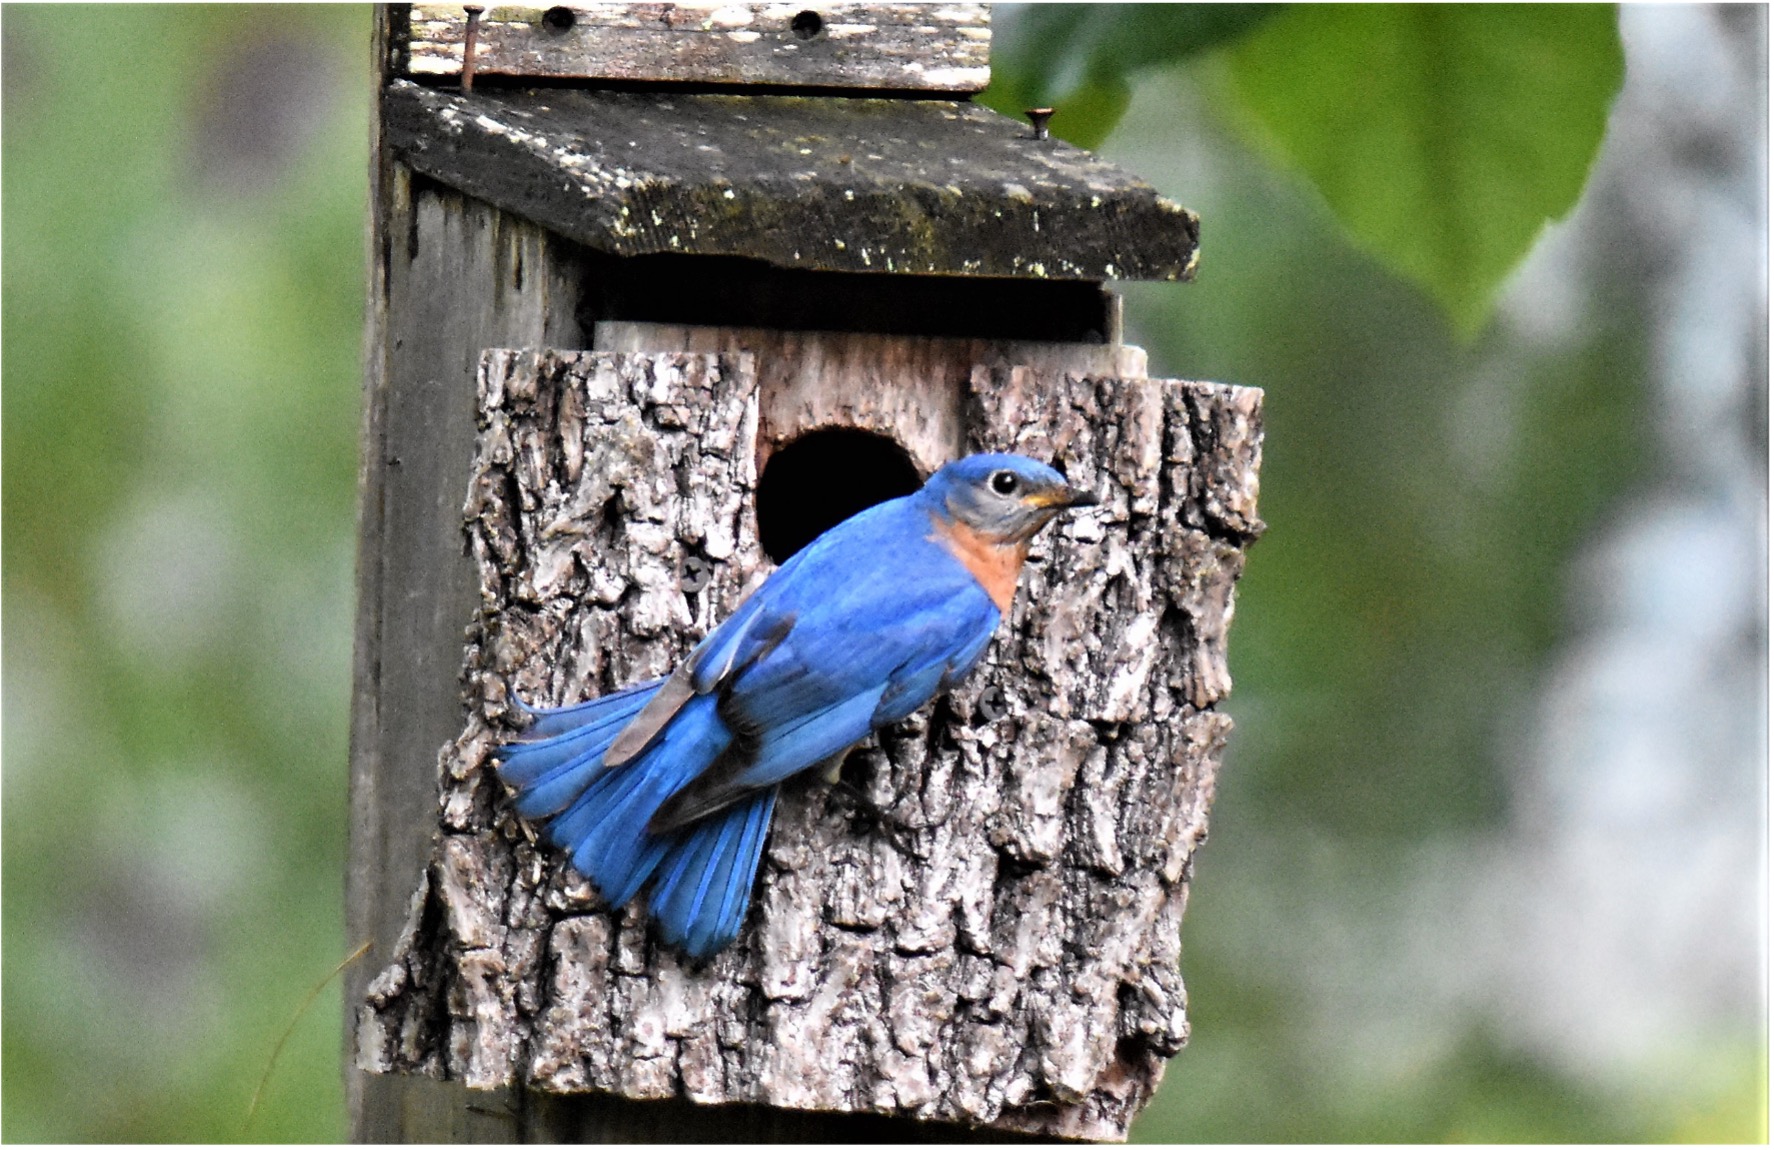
929, 515, 1029, 613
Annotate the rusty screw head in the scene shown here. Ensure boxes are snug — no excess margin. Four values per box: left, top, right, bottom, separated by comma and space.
1024, 107, 1055, 141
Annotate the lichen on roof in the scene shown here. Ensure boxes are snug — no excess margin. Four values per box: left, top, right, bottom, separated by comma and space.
384, 80, 1199, 282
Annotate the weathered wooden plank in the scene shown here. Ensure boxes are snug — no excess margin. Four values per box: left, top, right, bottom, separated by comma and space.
592, 321, 1147, 476
355, 344, 1264, 1141
346, 170, 589, 1141
382, 80, 1201, 281
402, 3, 991, 93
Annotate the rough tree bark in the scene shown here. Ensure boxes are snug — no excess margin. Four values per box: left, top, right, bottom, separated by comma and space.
356, 346, 1263, 1141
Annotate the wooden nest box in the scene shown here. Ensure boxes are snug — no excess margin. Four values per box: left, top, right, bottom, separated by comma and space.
349, 4, 1263, 1142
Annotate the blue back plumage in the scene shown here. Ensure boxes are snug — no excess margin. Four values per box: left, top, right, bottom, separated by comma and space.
493, 451, 1094, 959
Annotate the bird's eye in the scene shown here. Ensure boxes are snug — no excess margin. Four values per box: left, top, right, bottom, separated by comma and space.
990, 470, 1019, 496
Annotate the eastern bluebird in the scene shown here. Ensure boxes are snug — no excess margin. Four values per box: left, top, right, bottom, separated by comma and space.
494, 452, 1097, 958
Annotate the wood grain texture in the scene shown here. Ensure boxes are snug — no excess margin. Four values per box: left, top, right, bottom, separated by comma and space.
403, 3, 992, 92
592, 321, 1147, 477
355, 346, 1264, 1141
346, 170, 589, 1140
381, 81, 1201, 282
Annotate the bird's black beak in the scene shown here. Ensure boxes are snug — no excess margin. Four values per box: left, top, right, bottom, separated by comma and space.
1027, 483, 1099, 510
1028, 482, 1092, 511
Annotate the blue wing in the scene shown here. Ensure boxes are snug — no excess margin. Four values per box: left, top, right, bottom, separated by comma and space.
647, 528, 1001, 828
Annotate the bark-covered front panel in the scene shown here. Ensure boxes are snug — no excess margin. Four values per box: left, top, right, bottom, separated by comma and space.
357, 348, 1263, 1141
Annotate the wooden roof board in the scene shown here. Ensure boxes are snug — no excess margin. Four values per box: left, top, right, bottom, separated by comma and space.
402, 3, 992, 93
382, 80, 1200, 282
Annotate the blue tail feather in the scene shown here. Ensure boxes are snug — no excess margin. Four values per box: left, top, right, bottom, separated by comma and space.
498, 686, 776, 955
510, 747, 608, 820
652, 804, 739, 933
650, 788, 778, 958
512, 677, 665, 740
498, 718, 625, 790
647, 822, 723, 936
560, 756, 685, 906
498, 682, 660, 788
716, 789, 775, 934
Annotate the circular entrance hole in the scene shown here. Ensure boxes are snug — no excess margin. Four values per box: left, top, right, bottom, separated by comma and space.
755, 428, 921, 564
790, 10, 824, 40
541, 6, 576, 35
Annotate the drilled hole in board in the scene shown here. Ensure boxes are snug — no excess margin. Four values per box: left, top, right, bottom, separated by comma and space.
541, 7, 576, 35
756, 428, 921, 564
791, 10, 824, 39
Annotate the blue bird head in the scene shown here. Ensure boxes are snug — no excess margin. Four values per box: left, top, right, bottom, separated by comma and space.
923, 453, 1099, 543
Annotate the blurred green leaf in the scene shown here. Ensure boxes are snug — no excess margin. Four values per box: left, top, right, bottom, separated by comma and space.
1222, 4, 1624, 337
988, 4, 1623, 334
3, 4, 366, 1141
1035, 76, 1132, 152
981, 4, 1282, 147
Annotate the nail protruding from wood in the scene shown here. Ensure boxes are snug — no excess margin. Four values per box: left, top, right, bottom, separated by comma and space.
462, 5, 484, 92
1024, 107, 1055, 141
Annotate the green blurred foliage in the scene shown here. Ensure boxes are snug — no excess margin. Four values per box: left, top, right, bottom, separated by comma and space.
1051, 30, 1757, 1146
1224, 5, 1624, 338
981, 4, 1624, 338
980, 3, 1279, 148
1098, 66, 1652, 1133
3, 4, 370, 1141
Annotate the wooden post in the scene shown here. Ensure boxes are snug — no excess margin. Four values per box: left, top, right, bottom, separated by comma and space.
346, 5, 1258, 1141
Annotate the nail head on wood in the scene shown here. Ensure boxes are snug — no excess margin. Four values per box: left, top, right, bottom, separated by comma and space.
462, 5, 484, 92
